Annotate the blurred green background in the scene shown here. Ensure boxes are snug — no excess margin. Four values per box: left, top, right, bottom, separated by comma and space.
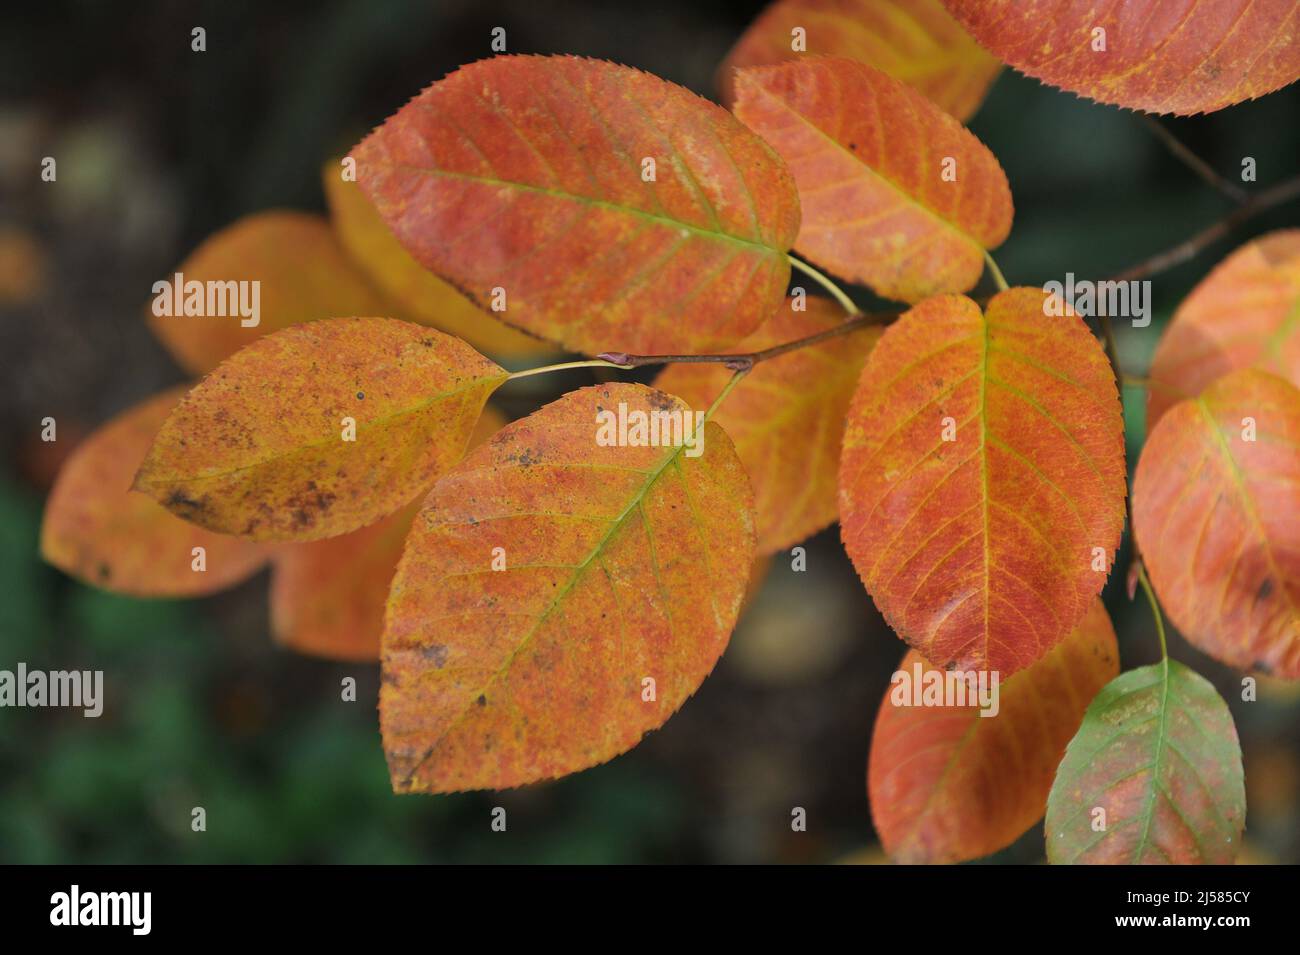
2, 0, 1299, 864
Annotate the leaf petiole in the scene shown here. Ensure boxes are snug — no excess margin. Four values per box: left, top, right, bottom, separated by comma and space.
1136, 564, 1170, 662
788, 255, 862, 316
983, 250, 1009, 292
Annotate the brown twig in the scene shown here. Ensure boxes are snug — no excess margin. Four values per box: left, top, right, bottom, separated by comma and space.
596, 310, 899, 372
1109, 174, 1300, 283
1139, 114, 1250, 205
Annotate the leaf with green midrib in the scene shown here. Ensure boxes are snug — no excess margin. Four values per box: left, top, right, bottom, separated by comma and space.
1046, 660, 1245, 864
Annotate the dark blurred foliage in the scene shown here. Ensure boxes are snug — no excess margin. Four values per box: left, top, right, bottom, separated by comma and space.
2, 0, 1299, 864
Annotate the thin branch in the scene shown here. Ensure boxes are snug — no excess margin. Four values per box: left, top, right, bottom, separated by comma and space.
597, 310, 897, 372
515, 174, 1300, 385
1139, 114, 1249, 205
1109, 173, 1300, 283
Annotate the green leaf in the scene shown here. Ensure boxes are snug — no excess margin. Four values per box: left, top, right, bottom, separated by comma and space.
1046, 660, 1245, 864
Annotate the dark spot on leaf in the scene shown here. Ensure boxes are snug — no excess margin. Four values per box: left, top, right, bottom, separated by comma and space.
476, 694, 487, 706
356, 391, 364, 400
419, 644, 449, 668
97, 562, 111, 581
1257, 577, 1274, 601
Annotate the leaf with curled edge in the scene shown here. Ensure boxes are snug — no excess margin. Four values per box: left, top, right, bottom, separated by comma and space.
734, 57, 1012, 304
655, 296, 881, 554
350, 55, 801, 356
147, 211, 392, 375
941, 0, 1300, 115
381, 382, 755, 792
270, 405, 508, 662
869, 598, 1118, 864
1046, 659, 1245, 864
839, 289, 1126, 677
719, 0, 1001, 121
135, 318, 508, 543
322, 162, 554, 359
1134, 369, 1300, 678
40, 386, 269, 596
1147, 230, 1300, 430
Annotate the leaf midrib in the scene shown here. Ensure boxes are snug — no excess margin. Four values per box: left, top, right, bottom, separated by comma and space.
397, 163, 786, 257
398, 429, 706, 786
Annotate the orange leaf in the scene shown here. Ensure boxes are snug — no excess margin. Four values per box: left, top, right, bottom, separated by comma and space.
1147, 230, 1300, 430
869, 598, 1118, 864
1133, 368, 1300, 677
270, 406, 509, 662
350, 55, 801, 355
720, 0, 1001, 121
147, 211, 391, 375
322, 161, 553, 359
655, 296, 881, 553
381, 382, 755, 792
942, 0, 1300, 115
734, 56, 1012, 303
40, 387, 269, 596
135, 319, 507, 543
839, 289, 1126, 676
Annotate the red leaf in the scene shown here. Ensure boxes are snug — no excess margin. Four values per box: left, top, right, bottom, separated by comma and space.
734, 56, 1012, 303
1134, 368, 1300, 677
839, 289, 1126, 676
942, 0, 1300, 115
351, 55, 801, 355
869, 598, 1118, 864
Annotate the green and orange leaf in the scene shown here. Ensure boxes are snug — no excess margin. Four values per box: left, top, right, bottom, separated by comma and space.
147, 211, 391, 375
734, 56, 1012, 303
135, 318, 507, 543
941, 0, 1300, 115
270, 405, 509, 662
322, 162, 554, 359
1046, 660, 1245, 864
869, 598, 1118, 864
41, 387, 269, 596
655, 296, 881, 553
381, 382, 755, 792
1133, 369, 1300, 678
720, 0, 1001, 121
351, 55, 801, 356
1147, 230, 1300, 429
839, 289, 1126, 677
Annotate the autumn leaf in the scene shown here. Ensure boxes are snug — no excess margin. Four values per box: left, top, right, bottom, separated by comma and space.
720, 0, 1001, 121
381, 382, 755, 792
655, 296, 881, 553
322, 162, 553, 359
135, 318, 507, 543
270, 405, 508, 662
869, 598, 1118, 864
147, 211, 391, 375
734, 56, 1012, 303
941, 0, 1300, 115
839, 289, 1126, 676
1147, 230, 1300, 429
1133, 369, 1300, 678
40, 387, 269, 596
351, 55, 801, 355
1046, 659, 1245, 864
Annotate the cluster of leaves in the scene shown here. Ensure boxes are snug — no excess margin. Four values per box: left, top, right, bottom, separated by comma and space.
40, 0, 1300, 863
